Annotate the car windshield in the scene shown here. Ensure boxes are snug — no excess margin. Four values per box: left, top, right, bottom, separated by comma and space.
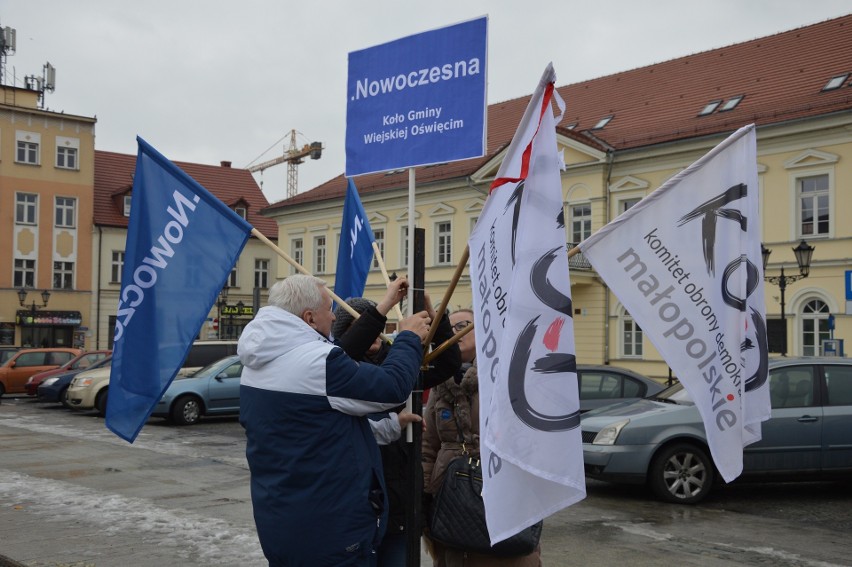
653, 382, 694, 405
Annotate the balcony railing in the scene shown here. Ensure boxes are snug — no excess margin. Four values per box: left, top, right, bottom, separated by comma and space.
567, 242, 592, 271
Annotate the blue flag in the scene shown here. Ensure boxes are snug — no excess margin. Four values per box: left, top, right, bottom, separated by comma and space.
106, 137, 252, 442
334, 179, 375, 307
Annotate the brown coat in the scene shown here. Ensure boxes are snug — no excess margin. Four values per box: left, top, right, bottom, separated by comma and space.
422, 364, 542, 567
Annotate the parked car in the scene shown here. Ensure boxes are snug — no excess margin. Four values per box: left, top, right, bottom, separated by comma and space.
152, 355, 243, 425
178, 341, 239, 376
576, 365, 665, 413
25, 350, 111, 396
0, 346, 20, 365
0, 348, 83, 396
66, 365, 113, 415
38, 356, 112, 407
581, 357, 852, 504
66, 341, 239, 416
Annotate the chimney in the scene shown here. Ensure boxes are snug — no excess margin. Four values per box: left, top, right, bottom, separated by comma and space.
220, 160, 232, 168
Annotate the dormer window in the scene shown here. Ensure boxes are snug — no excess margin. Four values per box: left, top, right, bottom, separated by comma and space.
566, 122, 578, 130
591, 115, 613, 130
719, 95, 743, 112
822, 73, 849, 91
235, 206, 247, 220
699, 100, 722, 116
123, 195, 132, 217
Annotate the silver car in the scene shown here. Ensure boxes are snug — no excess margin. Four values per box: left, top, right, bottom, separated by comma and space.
581, 357, 852, 504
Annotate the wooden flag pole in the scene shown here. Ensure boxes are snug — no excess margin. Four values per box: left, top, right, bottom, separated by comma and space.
423, 244, 469, 355
251, 228, 369, 324
424, 321, 474, 365
372, 241, 405, 321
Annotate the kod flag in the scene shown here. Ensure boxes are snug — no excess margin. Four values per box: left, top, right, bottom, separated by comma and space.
578, 124, 769, 482
106, 137, 252, 443
333, 179, 375, 308
468, 63, 585, 545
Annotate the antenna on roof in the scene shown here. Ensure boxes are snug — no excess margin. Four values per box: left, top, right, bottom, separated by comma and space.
0, 20, 17, 86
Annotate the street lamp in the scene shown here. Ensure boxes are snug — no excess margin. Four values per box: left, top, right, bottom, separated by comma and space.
18, 288, 51, 312
761, 239, 815, 356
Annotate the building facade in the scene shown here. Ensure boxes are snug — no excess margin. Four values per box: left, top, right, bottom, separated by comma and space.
0, 85, 96, 349
263, 16, 852, 382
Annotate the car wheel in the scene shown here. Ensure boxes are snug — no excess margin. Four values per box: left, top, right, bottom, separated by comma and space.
649, 442, 714, 504
60, 387, 72, 409
171, 395, 202, 426
95, 388, 109, 417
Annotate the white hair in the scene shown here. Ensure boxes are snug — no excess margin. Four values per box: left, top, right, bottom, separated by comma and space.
267, 275, 327, 317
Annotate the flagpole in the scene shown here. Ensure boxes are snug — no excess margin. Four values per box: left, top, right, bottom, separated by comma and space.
373, 241, 405, 321
424, 321, 473, 365
250, 227, 369, 323
423, 244, 469, 354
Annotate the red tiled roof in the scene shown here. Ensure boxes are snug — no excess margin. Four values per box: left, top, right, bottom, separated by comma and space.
266, 14, 852, 212
94, 150, 277, 238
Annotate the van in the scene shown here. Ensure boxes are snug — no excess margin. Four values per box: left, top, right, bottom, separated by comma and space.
178, 341, 239, 376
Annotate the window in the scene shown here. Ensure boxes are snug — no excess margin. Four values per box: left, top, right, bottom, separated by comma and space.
123, 195, 132, 217
591, 115, 613, 129
570, 204, 591, 243
14, 259, 35, 288
314, 236, 326, 274
400, 226, 409, 268
372, 229, 385, 269
254, 259, 270, 289
824, 365, 852, 406
55, 197, 76, 228
622, 312, 643, 357
235, 206, 247, 219
719, 95, 743, 112
228, 267, 238, 288
801, 299, 830, 356
53, 261, 74, 289
111, 251, 125, 283
16, 141, 39, 164
798, 174, 829, 236
291, 238, 304, 275
699, 100, 722, 116
56, 146, 78, 169
620, 198, 641, 214
435, 221, 452, 265
822, 73, 849, 91
16, 193, 38, 224
768, 366, 814, 408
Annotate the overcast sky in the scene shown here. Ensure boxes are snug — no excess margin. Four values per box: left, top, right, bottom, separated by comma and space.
2, 1, 850, 204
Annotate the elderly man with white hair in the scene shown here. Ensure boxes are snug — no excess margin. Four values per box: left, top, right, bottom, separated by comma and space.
238, 274, 431, 567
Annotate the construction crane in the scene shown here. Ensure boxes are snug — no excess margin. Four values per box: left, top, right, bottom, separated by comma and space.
247, 129, 323, 199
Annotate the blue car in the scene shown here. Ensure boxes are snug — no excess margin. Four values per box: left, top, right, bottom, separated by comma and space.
152, 355, 243, 425
38, 356, 112, 407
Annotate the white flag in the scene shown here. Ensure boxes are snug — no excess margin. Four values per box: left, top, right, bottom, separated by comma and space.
578, 124, 769, 482
469, 63, 585, 545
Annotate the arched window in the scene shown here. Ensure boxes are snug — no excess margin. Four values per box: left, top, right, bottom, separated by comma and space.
800, 299, 830, 356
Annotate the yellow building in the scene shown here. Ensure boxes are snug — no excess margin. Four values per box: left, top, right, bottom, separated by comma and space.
264, 16, 852, 383
0, 84, 96, 348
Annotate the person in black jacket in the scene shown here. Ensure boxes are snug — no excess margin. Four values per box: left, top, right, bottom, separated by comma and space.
333, 280, 461, 567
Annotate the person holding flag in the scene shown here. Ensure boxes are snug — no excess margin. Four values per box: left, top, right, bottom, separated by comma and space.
332, 286, 461, 567
238, 274, 433, 566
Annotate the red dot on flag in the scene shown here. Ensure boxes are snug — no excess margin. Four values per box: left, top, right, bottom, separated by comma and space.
727, 394, 735, 401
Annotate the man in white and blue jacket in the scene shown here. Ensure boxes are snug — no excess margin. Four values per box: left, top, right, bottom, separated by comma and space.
238, 274, 431, 566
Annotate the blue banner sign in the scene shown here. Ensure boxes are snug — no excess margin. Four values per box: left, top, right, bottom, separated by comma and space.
346, 16, 488, 177
846, 269, 852, 300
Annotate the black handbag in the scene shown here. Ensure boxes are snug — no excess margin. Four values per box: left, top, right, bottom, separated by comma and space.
428, 410, 542, 556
